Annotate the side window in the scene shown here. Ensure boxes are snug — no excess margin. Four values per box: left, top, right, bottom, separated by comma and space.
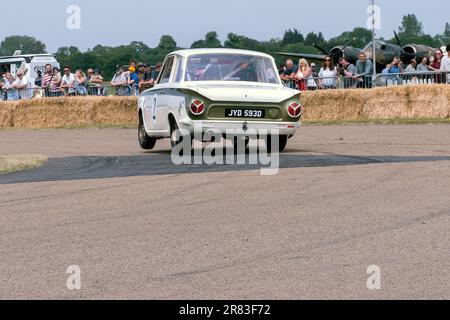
159, 57, 175, 84
174, 57, 185, 83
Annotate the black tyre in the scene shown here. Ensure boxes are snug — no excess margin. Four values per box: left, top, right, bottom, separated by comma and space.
265, 135, 288, 153
138, 113, 157, 150
170, 120, 181, 150
170, 119, 192, 154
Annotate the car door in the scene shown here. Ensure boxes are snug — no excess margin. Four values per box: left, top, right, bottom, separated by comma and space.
153, 56, 175, 132
141, 90, 158, 133
161, 55, 185, 126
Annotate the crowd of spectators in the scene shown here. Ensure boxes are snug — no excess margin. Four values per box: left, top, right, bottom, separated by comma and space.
279, 44, 450, 91
0, 60, 162, 101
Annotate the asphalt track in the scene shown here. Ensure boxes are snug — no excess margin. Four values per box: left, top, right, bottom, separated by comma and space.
1, 125, 450, 299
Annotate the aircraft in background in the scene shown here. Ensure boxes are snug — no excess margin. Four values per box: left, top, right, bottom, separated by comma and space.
276, 31, 436, 73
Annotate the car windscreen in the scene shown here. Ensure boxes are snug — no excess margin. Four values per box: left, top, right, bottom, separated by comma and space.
184, 54, 279, 84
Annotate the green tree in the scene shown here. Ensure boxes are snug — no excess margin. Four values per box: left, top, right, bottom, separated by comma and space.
391, 14, 440, 47
0, 35, 46, 56
191, 31, 222, 48
282, 29, 304, 45
224, 33, 264, 51
436, 23, 450, 46
55, 46, 82, 69
304, 32, 325, 46
157, 35, 177, 52
398, 14, 424, 36
327, 28, 372, 50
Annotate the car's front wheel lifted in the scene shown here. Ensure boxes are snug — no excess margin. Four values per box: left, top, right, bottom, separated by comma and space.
138, 113, 157, 150
170, 120, 192, 156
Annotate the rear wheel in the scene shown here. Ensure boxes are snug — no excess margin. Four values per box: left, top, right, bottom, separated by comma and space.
138, 113, 157, 150
265, 135, 288, 153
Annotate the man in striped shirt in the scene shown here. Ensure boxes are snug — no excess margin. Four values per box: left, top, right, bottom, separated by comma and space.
41, 64, 53, 89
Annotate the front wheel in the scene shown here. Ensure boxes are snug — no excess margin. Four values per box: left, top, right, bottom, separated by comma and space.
170, 120, 192, 155
138, 113, 157, 150
265, 135, 288, 153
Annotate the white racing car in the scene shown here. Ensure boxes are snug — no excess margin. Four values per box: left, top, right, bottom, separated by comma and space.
137, 48, 303, 152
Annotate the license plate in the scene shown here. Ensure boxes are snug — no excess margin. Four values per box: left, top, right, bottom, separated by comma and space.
225, 109, 265, 118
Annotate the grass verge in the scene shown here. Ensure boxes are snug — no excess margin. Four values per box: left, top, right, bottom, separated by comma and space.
0, 155, 48, 175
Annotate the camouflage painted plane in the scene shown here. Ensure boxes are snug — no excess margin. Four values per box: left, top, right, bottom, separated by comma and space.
277, 32, 435, 73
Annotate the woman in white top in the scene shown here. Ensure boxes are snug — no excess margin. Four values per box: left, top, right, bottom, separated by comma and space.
318, 56, 338, 89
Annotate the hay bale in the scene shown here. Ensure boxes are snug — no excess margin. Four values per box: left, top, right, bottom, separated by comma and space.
3, 96, 138, 128
361, 85, 450, 119
0, 104, 14, 128
1, 86, 450, 129
302, 89, 367, 121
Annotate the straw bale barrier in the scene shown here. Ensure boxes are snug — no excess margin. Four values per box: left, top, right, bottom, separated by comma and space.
1, 85, 449, 128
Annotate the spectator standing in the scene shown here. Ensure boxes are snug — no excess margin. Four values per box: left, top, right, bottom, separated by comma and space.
50, 67, 62, 97
86, 69, 104, 85
380, 64, 393, 86
128, 66, 140, 95
308, 63, 319, 90
60, 67, 76, 96
280, 59, 298, 88
310, 63, 318, 77
12, 70, 31, 99
440, 44, 450, 84
86, 68, 104, 95
294, 58, 312, 91
318, 56, 338, 89
138, 64, 146, 83
3, 73, 20, 100
0, 71, 5, 94
74, 70, 88, 95
389, 56, 403, 74
430, 49, 443, 71
417, 57, 430, 72
355, 52, 374, 88
41, 64, 53, 95
430, 49, 444, 83
404, 59, 417, 73
139, 64, 157, 92
153, 63, 162, 80
338, 57, 358, 88
0, 73, 5, 101
35, 70, 43, 87
111, 67, 130, 96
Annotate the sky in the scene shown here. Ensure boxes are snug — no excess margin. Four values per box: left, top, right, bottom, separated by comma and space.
0, 0, 449, 53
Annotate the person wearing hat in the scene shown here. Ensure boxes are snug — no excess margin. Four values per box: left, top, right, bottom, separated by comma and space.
127, 66, 140, 95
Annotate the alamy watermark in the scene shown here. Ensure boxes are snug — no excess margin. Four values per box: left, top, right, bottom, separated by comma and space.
66, 5, 81, 30
367, 265, 381, 290
367, 4, 381, 30
66, 265, 81, 290
170, 124, 281, 176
